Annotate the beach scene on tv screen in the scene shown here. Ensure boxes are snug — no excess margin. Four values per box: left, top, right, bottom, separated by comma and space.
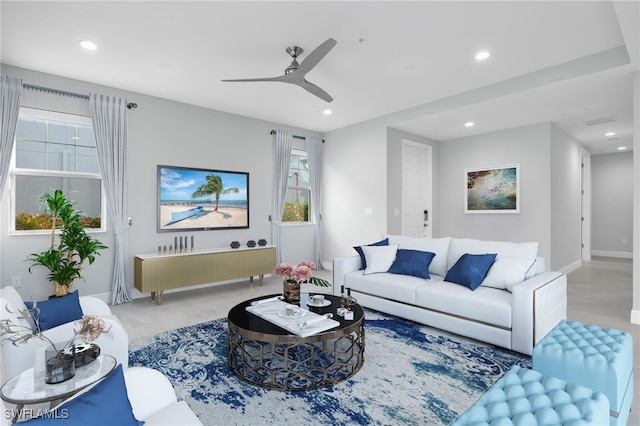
159, 166, 248, 230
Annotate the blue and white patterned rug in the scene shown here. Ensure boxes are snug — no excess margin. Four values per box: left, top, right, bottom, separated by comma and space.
129, 310, 531, 426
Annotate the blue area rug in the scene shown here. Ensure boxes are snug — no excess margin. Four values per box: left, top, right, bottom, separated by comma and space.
129, 310, 531, 425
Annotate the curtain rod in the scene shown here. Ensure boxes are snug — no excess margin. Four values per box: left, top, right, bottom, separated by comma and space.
23, 83, 138, 109
270, 130, 324, 143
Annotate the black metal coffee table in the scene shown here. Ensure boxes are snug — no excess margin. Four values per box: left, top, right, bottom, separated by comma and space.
227, 293, 365, 391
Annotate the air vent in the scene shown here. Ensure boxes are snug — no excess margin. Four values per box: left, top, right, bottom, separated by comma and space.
585, 116, 617, 126
608, 137, 619, 142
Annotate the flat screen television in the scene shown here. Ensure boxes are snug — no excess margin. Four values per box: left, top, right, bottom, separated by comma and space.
157, 165, 249, 232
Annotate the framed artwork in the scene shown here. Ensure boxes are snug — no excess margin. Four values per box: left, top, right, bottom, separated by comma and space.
465, 164, 519, 214
158, 165, 249, 232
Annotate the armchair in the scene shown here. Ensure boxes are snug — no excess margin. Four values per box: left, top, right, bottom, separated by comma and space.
0, 286, 128, 384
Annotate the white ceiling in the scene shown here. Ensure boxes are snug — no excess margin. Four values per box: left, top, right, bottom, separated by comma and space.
1, 1, 638, 154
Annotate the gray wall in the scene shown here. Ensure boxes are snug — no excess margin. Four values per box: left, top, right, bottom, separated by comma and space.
1, 65, 317, 301
2, 65, 591, 303
591, 151, 633, 257
437, 123, 554, 265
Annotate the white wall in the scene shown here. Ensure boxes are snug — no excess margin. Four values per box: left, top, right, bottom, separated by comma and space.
437, 123, 553, 264
550, 124, 583, 271
1, 65, 319, 301
591, 151, 633, 257
323, 119, 389, 261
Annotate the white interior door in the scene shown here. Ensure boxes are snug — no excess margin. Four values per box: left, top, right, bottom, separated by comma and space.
402, 140, 432, 238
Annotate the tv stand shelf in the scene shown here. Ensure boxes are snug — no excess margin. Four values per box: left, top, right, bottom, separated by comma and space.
134, 246, 276, 304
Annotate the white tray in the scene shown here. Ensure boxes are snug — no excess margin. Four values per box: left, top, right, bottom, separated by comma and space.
246, 299, 339, 337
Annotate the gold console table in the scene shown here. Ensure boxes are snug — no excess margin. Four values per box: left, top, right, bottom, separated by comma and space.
134, 246, 276, 304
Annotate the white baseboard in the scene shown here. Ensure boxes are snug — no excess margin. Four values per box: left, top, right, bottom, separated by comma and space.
631, 310, 640, 325
590, 250, 633, 259
558, 259, 582, 275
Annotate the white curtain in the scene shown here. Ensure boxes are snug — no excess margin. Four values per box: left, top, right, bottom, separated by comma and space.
306, 135, 323, 269
0, 76, 23, 200
271, 129, 293, 264
89, 93, 132, 305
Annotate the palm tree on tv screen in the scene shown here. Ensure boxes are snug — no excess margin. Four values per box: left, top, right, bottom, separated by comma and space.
191, 174, 239, 211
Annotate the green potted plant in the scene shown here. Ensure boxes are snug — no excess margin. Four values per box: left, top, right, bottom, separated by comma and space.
27, 190, 108, 297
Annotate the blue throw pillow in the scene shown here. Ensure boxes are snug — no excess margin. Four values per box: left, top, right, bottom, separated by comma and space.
24, 291, 83, 331
444, 253, 497, 290
354, 238, 389, 269
388, 249, 436, 279
24, 364, 143, 425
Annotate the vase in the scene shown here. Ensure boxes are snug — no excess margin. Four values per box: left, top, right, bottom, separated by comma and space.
74, 343, 101, 367
45, 344, 75, 384
53, 282, 70, 297
283, 281, 301, 303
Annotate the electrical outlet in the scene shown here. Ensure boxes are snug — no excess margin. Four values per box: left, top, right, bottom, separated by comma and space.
11, 275, 22, 288
622, 238, 627, 245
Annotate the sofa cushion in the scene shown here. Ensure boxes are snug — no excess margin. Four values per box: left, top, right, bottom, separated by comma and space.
344, 270, 440, 305
353, 238, 389, 269
385, 235, 451, 277
447, 238, 538, 271
415, 280, 513, 329
24, 364, 143, 425
388, 249, 435, 279
482, 255, 537, 291
445, 253, 497, 290
362, 244, 398, 275
24, 291, 84, 331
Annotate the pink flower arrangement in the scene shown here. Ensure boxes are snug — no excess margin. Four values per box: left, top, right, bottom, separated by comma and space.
274, 261, 316, 283
274, 261, 330, 287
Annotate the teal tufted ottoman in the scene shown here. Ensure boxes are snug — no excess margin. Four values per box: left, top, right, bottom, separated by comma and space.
452, 366, 610, 425
532, 320, 633, 426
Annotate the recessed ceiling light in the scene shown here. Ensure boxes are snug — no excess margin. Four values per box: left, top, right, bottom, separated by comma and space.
79, 40, 98, 51
475, 51, 490, 61
618, 146, 627, 151
605, 132, 615, 137
464, 121, 475, 127
323, 109, 332, 116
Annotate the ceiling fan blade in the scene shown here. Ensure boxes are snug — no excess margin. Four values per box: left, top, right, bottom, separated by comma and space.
296, 38, 337, 76
298, 78, 333, 103
221, 75, 287, 83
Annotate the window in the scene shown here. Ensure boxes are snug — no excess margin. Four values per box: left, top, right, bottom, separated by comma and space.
10, 108, 105, 233
282, 149, 311, 222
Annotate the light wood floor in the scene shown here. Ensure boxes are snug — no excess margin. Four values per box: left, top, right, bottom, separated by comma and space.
111, 257, 639, 424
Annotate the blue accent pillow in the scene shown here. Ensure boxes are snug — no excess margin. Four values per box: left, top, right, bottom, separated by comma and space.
24, 291, 83, 331
388, 249, 436, 279
354, 238, 389, 269
444, 253, 497, 290
24, 364, 143, 425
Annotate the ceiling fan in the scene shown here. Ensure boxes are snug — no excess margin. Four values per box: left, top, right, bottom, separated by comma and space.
221, 38, 337, 103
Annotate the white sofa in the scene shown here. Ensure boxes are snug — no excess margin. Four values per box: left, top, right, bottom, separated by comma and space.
0, 367, 202, 426
333, 236, 567, 355
0, 286, 129, 384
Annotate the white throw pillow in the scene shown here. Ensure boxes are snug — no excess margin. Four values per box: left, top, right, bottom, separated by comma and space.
481, 256, 536, 291
447, 238, 538, 271
362, 244, 399, 275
